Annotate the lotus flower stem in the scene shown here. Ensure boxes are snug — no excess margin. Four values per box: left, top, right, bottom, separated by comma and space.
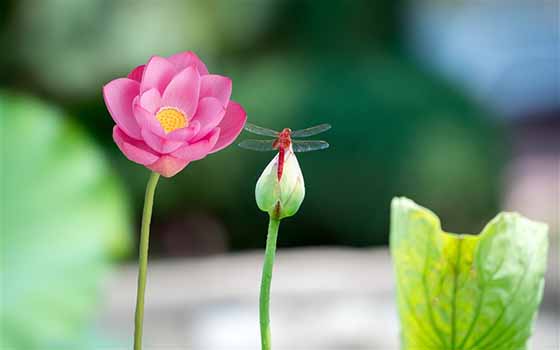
259, 217, 281, 350
134, 171, 160, 350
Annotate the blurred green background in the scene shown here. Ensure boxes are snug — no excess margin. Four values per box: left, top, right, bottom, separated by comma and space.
1, 0, 557, 348
1, 0, 509, 249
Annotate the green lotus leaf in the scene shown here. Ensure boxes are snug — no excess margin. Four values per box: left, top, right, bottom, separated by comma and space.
0, 93, 131, 349
390, 197, 548, 350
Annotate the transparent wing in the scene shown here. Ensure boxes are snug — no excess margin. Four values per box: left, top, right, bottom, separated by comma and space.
244, 123, 279, 137
238, 139, 276, 152
292, 140, 330, 152
291, 124, 331, 138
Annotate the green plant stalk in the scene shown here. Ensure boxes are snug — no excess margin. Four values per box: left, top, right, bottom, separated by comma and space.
259, 217, 281, 350
134, 172, 160, 350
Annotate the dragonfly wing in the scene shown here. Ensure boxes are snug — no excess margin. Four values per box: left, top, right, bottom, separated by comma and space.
291, 123, 331, 138
244, 123, 279, 137
238, 139, 276, 152
292, 140, 330, 152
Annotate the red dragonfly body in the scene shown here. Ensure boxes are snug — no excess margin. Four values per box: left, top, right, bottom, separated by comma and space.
239, 123, 331, 180
272, 128, 292, 180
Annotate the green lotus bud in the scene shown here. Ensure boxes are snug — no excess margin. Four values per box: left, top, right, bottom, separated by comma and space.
255, 147, 305, 219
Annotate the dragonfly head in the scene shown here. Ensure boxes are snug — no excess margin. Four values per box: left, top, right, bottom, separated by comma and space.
277, 128, 292, 149
281, 128, 292, 135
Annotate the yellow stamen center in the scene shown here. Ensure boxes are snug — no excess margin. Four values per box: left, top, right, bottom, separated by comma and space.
156, 107, 188, 133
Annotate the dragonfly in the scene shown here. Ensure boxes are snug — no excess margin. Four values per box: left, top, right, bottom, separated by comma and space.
239, 122, 331, 180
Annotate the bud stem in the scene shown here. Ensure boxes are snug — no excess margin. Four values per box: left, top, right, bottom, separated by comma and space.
134, 171, 160, 350
259, 217, 281, 350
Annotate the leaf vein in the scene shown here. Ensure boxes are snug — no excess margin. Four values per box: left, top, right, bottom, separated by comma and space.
467, 243, 534, 349
458, 245, 508, 349
421, 235, 448, 349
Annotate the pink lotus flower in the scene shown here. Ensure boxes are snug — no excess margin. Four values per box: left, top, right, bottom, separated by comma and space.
103, 51, 247, 177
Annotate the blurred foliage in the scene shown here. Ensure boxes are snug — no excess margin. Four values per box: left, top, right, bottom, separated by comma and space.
0, 93, 131, 348
391, 198, 548, 350
1, 0, 506, 252
3, 0, 279, 97
230, 53, 504, 247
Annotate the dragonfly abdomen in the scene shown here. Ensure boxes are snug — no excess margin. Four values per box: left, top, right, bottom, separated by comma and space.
277, 147, 285, 181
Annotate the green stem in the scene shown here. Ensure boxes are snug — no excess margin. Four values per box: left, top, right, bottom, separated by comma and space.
259, 217, 281, 350
134, 172, 160, 350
